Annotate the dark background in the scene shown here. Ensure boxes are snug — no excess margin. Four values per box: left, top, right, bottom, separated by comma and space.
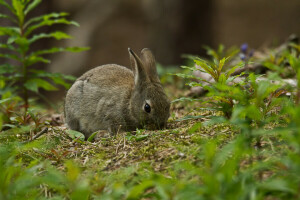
1, 0, 300, 77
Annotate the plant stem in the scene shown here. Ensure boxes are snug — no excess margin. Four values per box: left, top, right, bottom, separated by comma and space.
19, 16, 28, 119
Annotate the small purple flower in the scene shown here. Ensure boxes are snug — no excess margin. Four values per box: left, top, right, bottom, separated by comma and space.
240, 43, 248, 54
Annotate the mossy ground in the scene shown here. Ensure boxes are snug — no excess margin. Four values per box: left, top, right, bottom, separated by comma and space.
0, 84, 290, 199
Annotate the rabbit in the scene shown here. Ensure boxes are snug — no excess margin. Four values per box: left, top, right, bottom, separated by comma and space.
64, 48, 170, 139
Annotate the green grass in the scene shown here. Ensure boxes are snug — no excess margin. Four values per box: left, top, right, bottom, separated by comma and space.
1, 93, 299, 199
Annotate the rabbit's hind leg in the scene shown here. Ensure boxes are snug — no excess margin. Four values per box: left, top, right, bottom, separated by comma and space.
65, 116, 80, 132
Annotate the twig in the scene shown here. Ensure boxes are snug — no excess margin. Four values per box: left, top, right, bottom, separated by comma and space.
32, 127, 48, 141
21, 127, 48, 144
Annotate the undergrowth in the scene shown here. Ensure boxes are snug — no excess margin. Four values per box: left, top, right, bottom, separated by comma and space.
1, 1, 300, 199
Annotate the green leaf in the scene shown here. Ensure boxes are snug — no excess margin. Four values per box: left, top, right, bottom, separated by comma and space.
31, 46, 89, 56
87, 132, 98, 142
203, 45, 219, 60
50, 76, 71, 89
0, 26, 20, 36
0, 53, 20, 61
0, 43, 16, 51
31, 70, 76, 80
225, 66, 239, 78
218, 73, 227, 84
12, 0, 25, 25
64, 46, 90, 52
0, 64, 15, 74
24, 78, 58, 92
172, 73, 196, 79
25, 18, 79, 36
25, 55, 50, 66
0, 13, 17, 23
66, 130, 85, 141
0, 0, 15, 13
194, 59, 217, 81
188, 122, 202, 134
24, 0, 41, 15
127, 180, 154, 199
14, 37, 29, 53
28, 31, 72, 44
218, 57, 227, 73
24, 12, 69, 28
259, 179, 296, 194
0, 98, 12, 104
246, 105, 262, 121
24, 79, 38, 92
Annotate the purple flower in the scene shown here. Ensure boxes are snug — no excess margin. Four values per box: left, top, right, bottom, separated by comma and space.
240, 43, 248, 53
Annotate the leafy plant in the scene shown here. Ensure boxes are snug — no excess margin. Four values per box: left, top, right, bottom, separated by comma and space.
0, 0, 88, 117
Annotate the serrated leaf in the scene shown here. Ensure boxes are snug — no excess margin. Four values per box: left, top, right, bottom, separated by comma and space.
203, 45, 219, 60
0, 43, 16, 51
180, 65, 197, 71
0, 0, 15, 13
28, 31, 72, 44
24, 0, 41, 15
0, 64, 15, 74
0, 53, 20, 61
24, 12, 69, 27
25, 18, 79, 36
29, 70, 72, 88
218, 74, 227, 84
29, 47, 89, 59
172, 73, 195, 79
225, 66, 239, 78
218, 57, 227, 73
194, 59, 217, 81
64, 46, 89, 52
25, 78, 58, 92
0, 13, 16, 23
12, 0, 25, 25
25, 55, 50, 66
0, 26, 20, 36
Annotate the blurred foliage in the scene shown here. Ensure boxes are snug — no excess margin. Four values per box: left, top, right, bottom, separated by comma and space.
0, 0, 88, 129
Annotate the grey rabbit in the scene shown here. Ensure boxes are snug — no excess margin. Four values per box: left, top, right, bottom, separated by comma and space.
65, 48, 170, 138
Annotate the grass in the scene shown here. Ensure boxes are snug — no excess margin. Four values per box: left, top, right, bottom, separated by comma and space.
1, 43, 300, 199
1, 83, 294, 199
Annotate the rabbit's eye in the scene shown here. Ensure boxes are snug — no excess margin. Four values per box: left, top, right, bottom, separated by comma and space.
144, 103, 151, 113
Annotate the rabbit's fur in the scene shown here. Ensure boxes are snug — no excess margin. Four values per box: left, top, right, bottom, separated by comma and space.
65, 48, 170, 138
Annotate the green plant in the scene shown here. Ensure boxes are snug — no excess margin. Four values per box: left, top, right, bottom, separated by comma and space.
0, 0, 88, 117
172, 43, 300, 199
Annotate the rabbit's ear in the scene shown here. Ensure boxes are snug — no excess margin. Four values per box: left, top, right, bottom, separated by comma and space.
141, 48, 160, 83
128, 48, 149, 86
